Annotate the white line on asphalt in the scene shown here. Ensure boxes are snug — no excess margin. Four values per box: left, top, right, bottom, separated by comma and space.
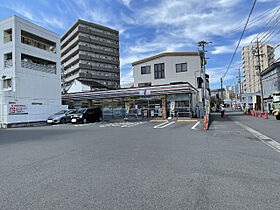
234, 121, 280, 153
154, 121, 175, 129
192, 121, 200, 130
153, 121, 169, 128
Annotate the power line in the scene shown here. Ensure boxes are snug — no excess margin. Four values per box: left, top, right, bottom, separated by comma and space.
251, 7, 280, 42
212, 6, 279, 43
222, 0, 257, 79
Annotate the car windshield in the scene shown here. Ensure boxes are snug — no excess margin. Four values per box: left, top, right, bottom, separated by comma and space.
67, 109, 77, 114
55, 110, 67, 115
77, 109, 87, 114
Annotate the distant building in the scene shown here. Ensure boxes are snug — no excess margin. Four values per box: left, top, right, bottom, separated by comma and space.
61, 19, 120, 91
210, 88, 226, 100
260, 61, 280, 113
242, 44, 274, 93
132, 52, 210, 103
241, 93, 260, 110
0, 16, 64, 127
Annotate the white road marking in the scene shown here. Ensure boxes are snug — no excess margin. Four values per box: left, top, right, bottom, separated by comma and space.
192, 121, 200, 130
234, 121, 280, 153
153, 121, 169, 128
154, 121, 175, 129
100, 121, 147, 128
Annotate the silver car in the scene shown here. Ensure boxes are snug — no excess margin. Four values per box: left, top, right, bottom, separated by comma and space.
47, 109, 77, 124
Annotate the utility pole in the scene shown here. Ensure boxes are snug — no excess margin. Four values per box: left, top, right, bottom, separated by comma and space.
61, 65, 66, 94
238, 68, 242, 105
253, 38, 265, 111
220, 77, 224, 105
198, 40, 212, 116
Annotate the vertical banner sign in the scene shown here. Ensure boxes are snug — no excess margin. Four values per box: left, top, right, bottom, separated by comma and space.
9, 105, 28, 115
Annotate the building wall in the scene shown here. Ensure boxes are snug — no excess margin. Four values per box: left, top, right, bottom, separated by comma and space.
0, 16, 62, 126
133, 55, 201, 87
242, 44, 274, 93
261, 64, 280, 99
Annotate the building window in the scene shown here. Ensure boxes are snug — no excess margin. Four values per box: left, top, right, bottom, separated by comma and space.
154, 63, 165, 79
138, 82, 151, 87
4, 52, 13, 68
4, 29, 12, 43
141, 66, 151, 74
3, 78, 12, 89
176, 63, 187, 72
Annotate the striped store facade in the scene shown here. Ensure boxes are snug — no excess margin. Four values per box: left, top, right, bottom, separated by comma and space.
62, 83, 199, 119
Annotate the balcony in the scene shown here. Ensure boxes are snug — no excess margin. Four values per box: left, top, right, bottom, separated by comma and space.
21, 30, 56, 54
79, 63, 119, 73
79, 72, 119, 81
21, 60, 56, 74
4, 60, 13, 68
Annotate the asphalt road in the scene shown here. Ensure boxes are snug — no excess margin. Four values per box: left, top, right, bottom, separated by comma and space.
0, 115, 280, 209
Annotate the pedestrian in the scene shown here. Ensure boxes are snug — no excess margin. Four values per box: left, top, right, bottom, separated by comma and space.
221, 105, 225, 118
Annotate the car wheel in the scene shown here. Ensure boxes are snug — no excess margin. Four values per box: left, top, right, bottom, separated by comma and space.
60, 118, 66, 124
276, 115, 280, 120
83, 119, 87, 123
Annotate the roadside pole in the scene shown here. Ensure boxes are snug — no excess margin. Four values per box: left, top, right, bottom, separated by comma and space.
198, 40, 212, 116
253, 39, 265, 111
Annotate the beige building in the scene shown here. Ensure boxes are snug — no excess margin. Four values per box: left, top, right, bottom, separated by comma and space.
242, 44, 274, 93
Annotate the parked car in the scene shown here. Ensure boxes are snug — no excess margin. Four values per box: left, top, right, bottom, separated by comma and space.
47, 109, 77, 124
71, 107, 102, 123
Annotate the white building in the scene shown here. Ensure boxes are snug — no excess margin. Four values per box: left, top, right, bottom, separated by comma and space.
0, 16, 65, 127
132, 52, 209, 102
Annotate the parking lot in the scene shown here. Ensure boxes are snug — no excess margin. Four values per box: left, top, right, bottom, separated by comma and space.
1, 114, 280, 209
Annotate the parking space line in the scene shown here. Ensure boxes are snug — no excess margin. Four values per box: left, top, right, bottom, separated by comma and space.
154, 121, 175, 129
191, 121, 200, 130
153, 121, 169, 128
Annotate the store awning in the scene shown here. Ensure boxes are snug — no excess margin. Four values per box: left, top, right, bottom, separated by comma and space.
62, 83, 198, 101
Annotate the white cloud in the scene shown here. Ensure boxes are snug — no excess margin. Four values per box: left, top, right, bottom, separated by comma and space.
120, 69, 134, 84
120, 0, 131, 8
212, 46, 234, 55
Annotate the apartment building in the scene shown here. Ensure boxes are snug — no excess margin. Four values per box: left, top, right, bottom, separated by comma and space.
61, 19, 120, 91
0, 16, 64, 127
242, 44, 274, 93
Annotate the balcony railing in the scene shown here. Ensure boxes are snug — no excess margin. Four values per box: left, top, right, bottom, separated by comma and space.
79, 72, 119, 81
4, 35, 12, 43
21, 60, 56, 74
4, 60, 13, 68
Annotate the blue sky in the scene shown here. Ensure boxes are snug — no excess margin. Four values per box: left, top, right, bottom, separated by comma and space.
0, 0, 279, 89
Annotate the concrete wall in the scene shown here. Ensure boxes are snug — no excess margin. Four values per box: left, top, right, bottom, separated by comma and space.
262, 66, 280, 99
0, 16, 63, 126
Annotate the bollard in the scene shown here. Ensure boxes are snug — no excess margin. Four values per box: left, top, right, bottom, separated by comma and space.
264, 112, 268, 119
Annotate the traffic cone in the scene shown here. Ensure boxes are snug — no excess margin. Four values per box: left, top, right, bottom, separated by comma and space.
259, 112, 262, 118
252, 112, 254, 117
264, 112, 268, 119
255, 112, 258, 117
204, 115, 208, 130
